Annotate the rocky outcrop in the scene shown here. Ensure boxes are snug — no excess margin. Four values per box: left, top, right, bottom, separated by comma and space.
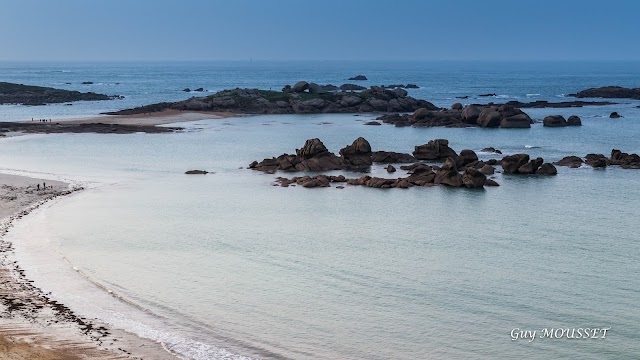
340, 137, 373, 169
481, 147, 502, 154
185, 170, 208, 174
477, 105, 532, 128
543, 115, 567, 127
349, 75, 368, 81
0, 82, 121, 105
500, 100, 616, 108
413, 139, 458, 160
543, 115, 582, 127
570, 86, 640, 100
461, 105, 482, 123
339, 84, 367, 91
462, 167, 487, 188
611, 149, 640, 169
0, 122, 179, 134
501, 154, 556, 175
371, 151, 416, 163
610, 112, 622, 118
106, 87, 435, 115
567, 115, 582, 126
554, 156, 584, 168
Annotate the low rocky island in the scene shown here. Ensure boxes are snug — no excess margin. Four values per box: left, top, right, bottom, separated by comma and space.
571, 86, 640, 100
104, 85, 437, 115
0, 122, 180, 134
0, 82, 122, 105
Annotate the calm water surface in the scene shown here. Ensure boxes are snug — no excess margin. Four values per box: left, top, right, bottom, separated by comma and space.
1, 62, 640, 359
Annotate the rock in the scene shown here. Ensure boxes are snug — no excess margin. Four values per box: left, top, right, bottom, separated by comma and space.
185, 170, 208, 174
348, 75, 367, 81
501, 154, 530, 174
281, 85, 292, 93
307, 83, 322, 94
477, 108, 502, 127
585, 154, 609, 168
413, 139, 458, 160
554, 156, 583, 168
543, 115, 567, 127
440, 157, 458, 171
413, 108, 430, 120
461, 105, 482, 123
610, 112, 622, 118
459, 149, 478, 166
478, 93, 496, 97
567, 115, 582, 126
462, 167, 486, 188
183, 88, 191, 92
484, 179, 500, 186
339, 84, 366, 91
194, 88, 204, 92
481, 147, 502, 154
570, 86, 640, 100
500, 114, 531, 128
406, 84, 419, 89
364, 121, 381, 126
292, 81, 309, 93
298, 138, 329, 159
393, 88, 408, 97
386, 164, 396, 173
518, 157, 543, 174
82, 81, 94, 84
434, 168, 463, 187
479, 165, 495, 174
535, 163, 557, 175
451, 103, 463, 110
372, 152, 416, 163
339, 137, 373, 169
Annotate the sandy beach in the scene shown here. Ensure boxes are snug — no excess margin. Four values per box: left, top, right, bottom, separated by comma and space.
61, 109, 240, 126
0, 173, 176, 359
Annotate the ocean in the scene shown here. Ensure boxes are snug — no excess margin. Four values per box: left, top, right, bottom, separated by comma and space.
1, 61, 640, 359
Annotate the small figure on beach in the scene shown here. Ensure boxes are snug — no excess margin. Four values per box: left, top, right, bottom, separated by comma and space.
37, 184, 40, 191
43, 182, 46, 189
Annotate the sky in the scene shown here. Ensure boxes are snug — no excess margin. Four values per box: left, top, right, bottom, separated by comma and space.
0, 0, 639, 62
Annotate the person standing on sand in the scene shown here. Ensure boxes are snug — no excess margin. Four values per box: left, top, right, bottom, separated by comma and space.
37, 184, 40, 191
43, 182, 46, 189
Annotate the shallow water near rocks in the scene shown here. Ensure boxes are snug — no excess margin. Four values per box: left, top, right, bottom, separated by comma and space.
1, 62, 640, 359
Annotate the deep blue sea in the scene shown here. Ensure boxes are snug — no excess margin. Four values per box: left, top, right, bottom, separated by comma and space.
1, 61, 640, 359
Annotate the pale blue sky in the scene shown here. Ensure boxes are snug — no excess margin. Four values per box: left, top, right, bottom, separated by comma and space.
0, 0, 638, 61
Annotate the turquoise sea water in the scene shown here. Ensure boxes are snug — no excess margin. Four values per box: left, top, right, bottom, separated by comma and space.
1, 62, 640, 359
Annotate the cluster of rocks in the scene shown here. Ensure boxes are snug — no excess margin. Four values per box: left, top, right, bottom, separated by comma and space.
554, 150, 640, 169
501, 100, 615, 108
381, 84, 419, 89
183, 88, 205, 92
349, 75, 367, 81
281, 81, 368, 93
106, 87, 436, 115
501, 154, 558, 175
252, 137, 564, 190
249, 137, 418, 173
0, 81, 121, 105
543, 115, 582, 127
377, 103, 533, 128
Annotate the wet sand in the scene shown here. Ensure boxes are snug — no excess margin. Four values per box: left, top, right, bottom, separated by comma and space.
0, 173, 176, 359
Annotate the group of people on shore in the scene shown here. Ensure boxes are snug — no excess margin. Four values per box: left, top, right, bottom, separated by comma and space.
36, 182, 52, 191
32, 118, 52, 122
